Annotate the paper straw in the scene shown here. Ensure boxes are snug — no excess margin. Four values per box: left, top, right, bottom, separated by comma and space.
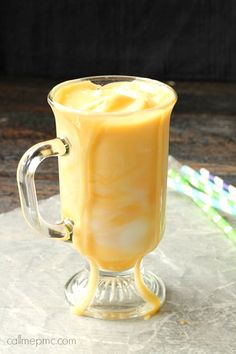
169, 155, 236, 205
180, 165, 235, 203
192, 198, 236, 245
168, 170, 236, 217
168, 173, 236, 244
200, 167, 236, 198
180, 169, 236, 208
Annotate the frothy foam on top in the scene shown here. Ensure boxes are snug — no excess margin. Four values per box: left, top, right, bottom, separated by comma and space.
54, 79, 175, 113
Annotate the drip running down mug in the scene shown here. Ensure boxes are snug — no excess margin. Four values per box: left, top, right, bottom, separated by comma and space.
17, 76, 177, 320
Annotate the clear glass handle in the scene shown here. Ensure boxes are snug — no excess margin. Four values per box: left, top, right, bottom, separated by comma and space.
17, 138, 74, 241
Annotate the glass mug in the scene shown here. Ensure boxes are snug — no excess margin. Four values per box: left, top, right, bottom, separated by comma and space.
17, 76, 177, 320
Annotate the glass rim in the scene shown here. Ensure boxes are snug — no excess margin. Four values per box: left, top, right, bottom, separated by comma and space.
47, 75, 177, 117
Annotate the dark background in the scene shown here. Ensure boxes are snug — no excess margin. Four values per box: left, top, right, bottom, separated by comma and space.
0, 0, 236, 81
0, 0, 236, 213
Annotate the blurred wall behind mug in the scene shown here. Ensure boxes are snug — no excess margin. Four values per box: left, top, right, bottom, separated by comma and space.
0, 0, 235, 81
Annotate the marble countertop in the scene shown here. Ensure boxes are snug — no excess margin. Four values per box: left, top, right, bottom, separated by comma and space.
0, 190, 236, 354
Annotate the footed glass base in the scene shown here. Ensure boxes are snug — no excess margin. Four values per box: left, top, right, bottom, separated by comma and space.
65, 266, 166, 320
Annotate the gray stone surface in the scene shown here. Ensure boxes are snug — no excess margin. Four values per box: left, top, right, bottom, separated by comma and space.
0, 191, 236, 354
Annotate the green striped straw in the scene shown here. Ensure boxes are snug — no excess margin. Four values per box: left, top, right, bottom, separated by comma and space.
168, 156, 236, 205
200, 167, 236, 199
192, 198, 236, 245
181, 165, 236, 205
168, 169, 236, 216
181, 171, 236, 208
168, 170, 236, 245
